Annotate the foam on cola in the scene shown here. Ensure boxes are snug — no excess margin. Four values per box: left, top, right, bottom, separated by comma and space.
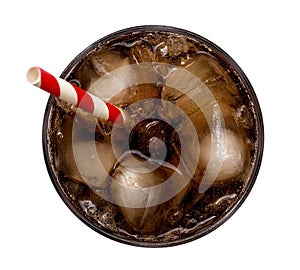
43, 26, 263, 246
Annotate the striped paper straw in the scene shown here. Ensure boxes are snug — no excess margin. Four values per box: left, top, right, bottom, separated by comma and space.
27, 67, 125, 124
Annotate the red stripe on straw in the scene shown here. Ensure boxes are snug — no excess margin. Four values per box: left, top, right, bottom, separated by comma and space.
105, 101, 123, 124
39, 68, 61, 97
73, 84, 95, 114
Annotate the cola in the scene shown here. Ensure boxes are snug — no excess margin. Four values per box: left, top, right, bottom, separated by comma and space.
43, 26, 263, 246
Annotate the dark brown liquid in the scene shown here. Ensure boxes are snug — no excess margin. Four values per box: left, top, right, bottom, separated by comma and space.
45, 29, 261, 245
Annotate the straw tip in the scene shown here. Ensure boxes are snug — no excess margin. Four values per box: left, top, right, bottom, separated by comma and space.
27, 67, 41, 87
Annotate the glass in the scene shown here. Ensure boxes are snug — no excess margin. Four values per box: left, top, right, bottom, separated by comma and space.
42, 25, 264, 247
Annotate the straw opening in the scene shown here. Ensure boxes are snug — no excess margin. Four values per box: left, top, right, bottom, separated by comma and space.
27, 67, 41, 87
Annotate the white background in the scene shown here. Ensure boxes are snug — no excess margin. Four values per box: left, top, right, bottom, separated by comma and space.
1, 0, 299, 269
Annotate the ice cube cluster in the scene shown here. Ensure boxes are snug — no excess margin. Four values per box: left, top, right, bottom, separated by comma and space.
47, 29, 259, 241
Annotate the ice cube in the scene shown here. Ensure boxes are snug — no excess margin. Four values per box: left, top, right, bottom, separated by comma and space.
185, 53, 240, 104
128, 39, 154, 63
110, 153, 191, 232
199, 129, 248, 181
72, 140, 116, 188
58, 138, 116, 188
162, 53, 240, 111
109, 83, 161, 107
77, 49, 131, 93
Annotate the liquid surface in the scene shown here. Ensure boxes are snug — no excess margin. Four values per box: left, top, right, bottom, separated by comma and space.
45, 29, 260, 246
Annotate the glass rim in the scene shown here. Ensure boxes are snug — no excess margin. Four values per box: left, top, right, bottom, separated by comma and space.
42, 25, 264, 248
